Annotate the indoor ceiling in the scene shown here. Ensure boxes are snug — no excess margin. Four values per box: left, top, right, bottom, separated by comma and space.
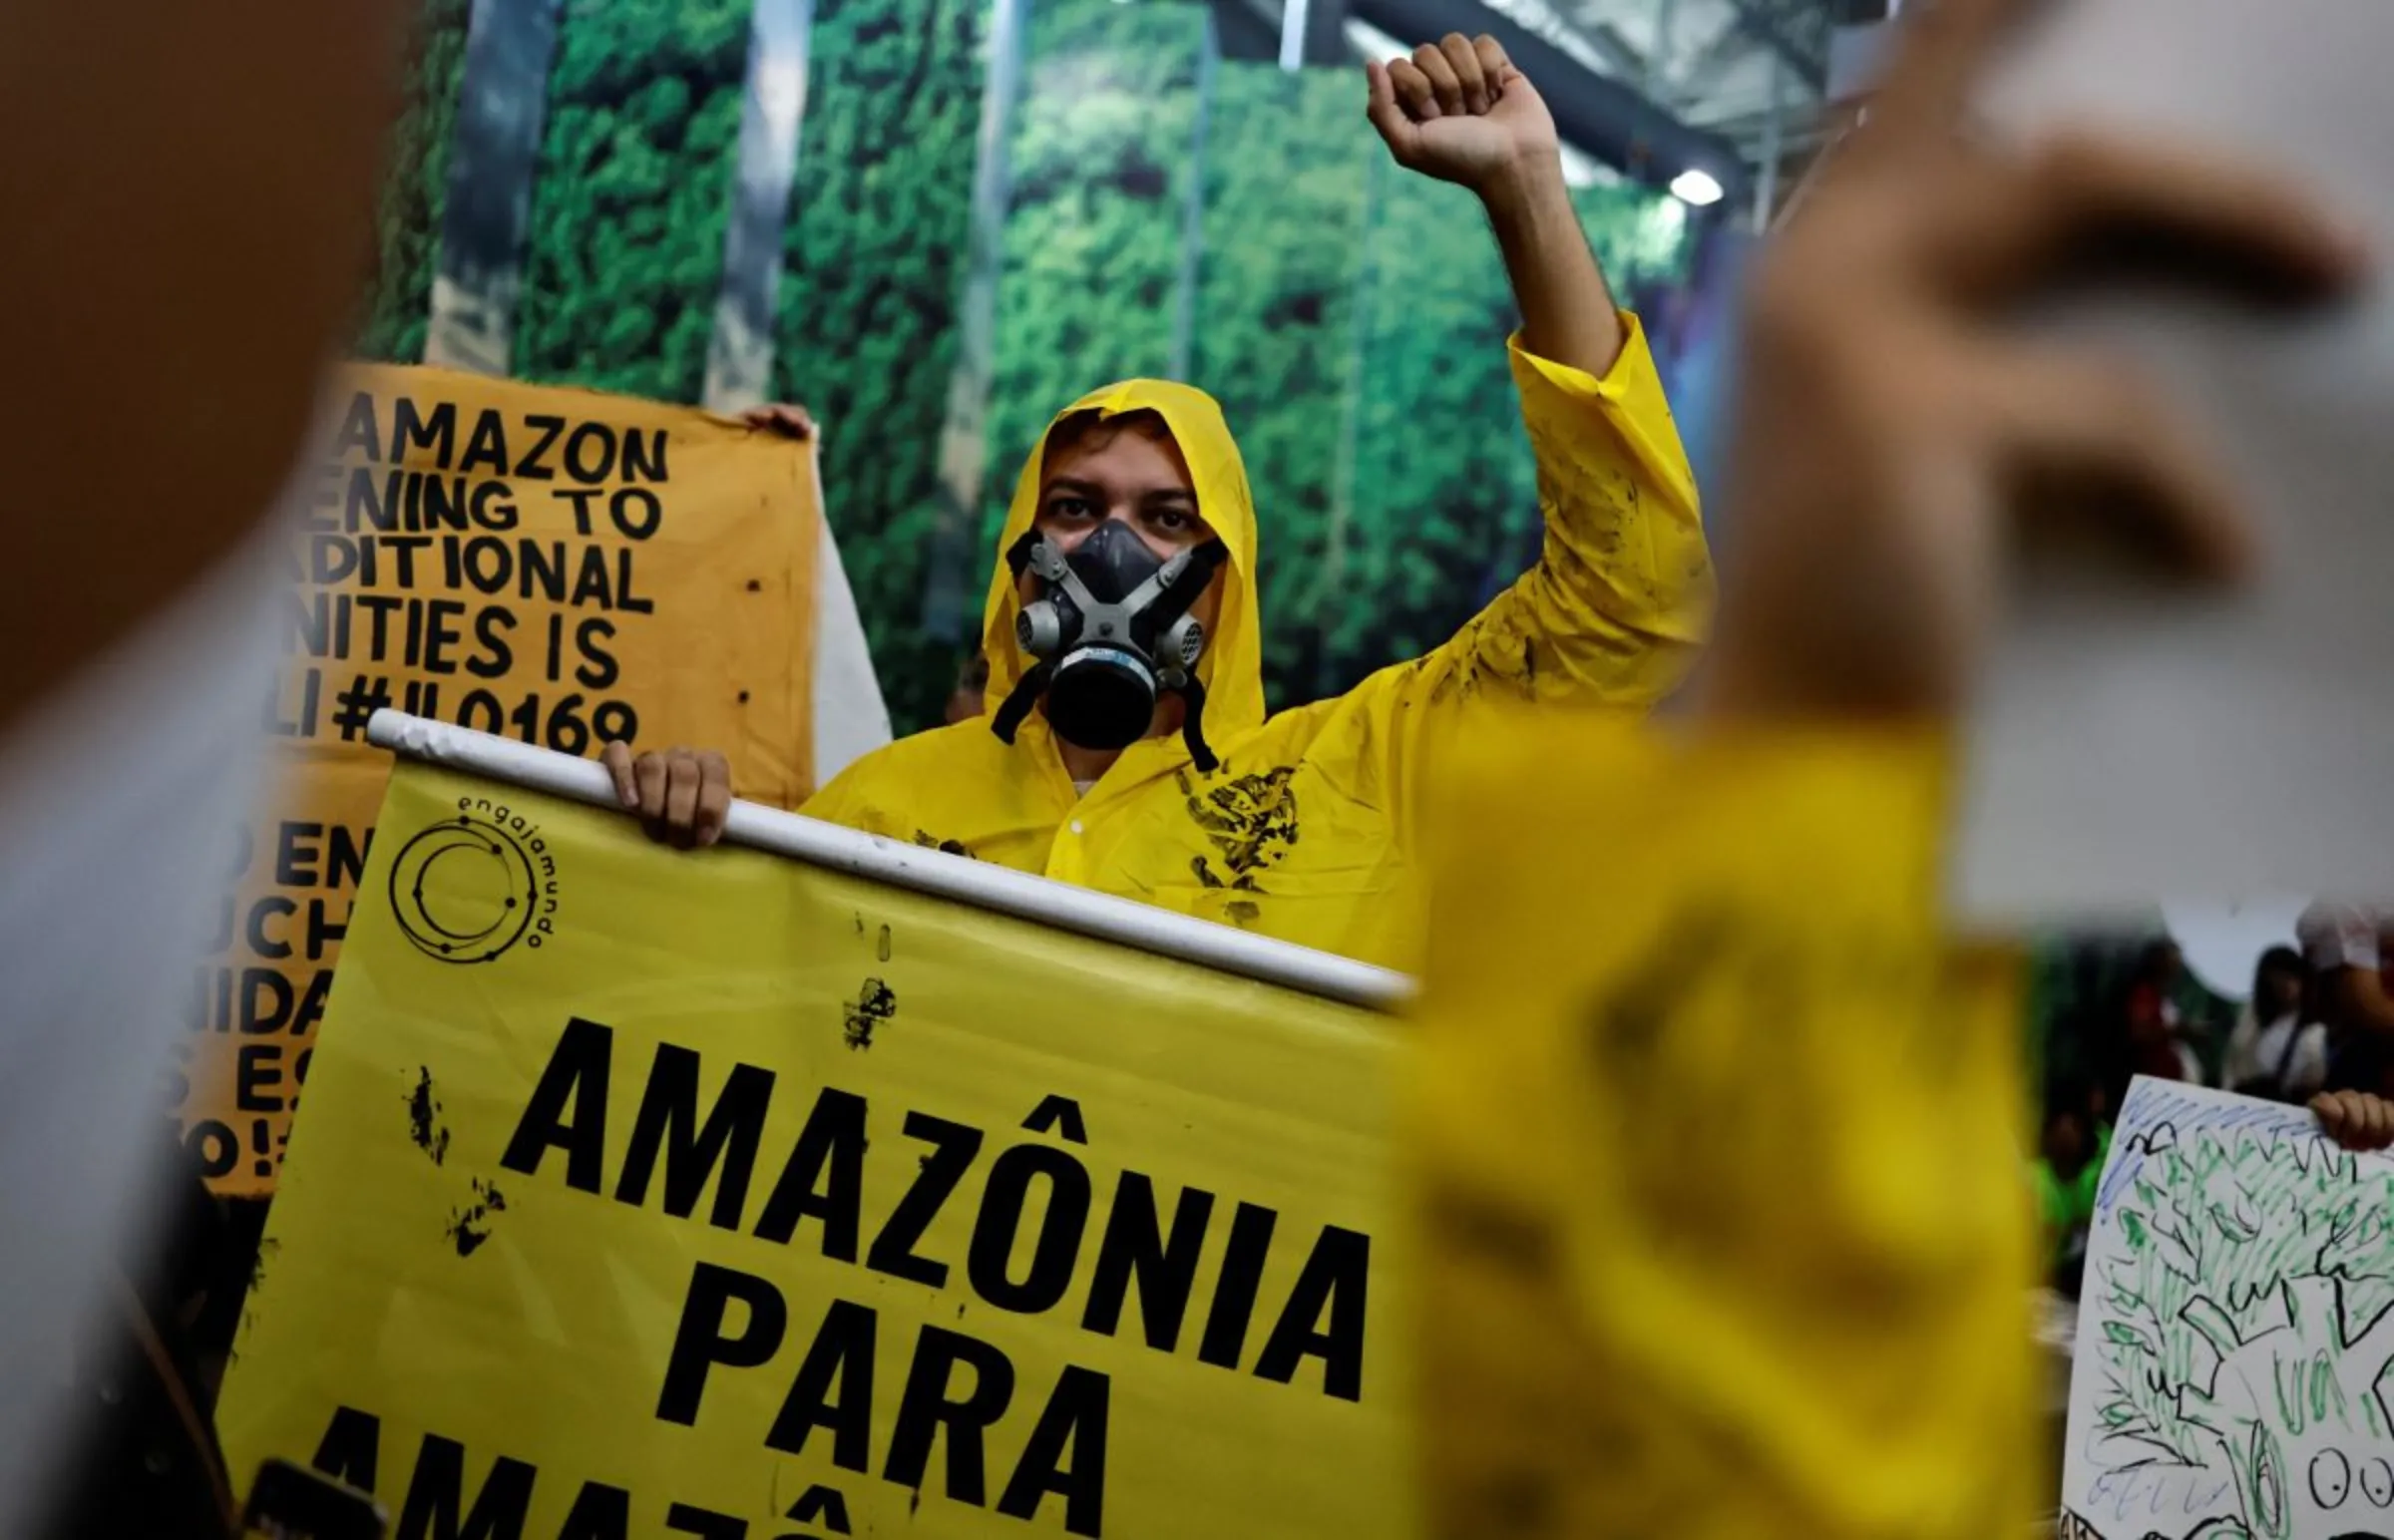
1480, 0, 1881, 208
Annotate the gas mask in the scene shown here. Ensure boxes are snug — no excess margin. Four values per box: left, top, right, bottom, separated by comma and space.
990, 521, 1229, 772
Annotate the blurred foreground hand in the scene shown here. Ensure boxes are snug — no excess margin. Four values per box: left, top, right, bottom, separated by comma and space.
1697, 0, 2365, 723
0, 1, 401, 734
0, 4, 403, 1537
1409, 0, 2367, 1537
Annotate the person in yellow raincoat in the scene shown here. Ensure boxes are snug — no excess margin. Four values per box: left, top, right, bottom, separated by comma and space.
605, 32, 1713, 972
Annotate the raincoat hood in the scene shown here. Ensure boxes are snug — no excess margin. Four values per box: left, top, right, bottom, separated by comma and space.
979, 378, 1266, 752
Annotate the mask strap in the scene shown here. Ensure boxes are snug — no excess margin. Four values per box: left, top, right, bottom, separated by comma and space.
1163, 543, 1227, 773
1177, 673, 1219, 774
1002, 528, 1040, 579
1160, 540, 1228, 608
989, 660, 1052, 746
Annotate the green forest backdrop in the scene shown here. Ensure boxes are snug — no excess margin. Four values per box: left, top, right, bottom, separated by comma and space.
356, 0, 1707, 729
512, 0, 753, 399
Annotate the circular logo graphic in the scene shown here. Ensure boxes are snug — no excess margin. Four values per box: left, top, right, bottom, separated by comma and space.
390, 812, 544, 963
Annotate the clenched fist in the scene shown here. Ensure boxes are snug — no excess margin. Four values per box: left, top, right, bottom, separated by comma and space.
1365, 34, 1558, 197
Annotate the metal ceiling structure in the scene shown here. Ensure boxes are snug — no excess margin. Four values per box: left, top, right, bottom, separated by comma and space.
1347, 0, 1753, 201
1213, 0, 1891, 225
1522, 0, 1885, 214
1420, 0, 1894, 218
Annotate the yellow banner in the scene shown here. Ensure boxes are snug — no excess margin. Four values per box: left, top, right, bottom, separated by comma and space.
177, 366, 819, 1195
216, 762, 1407, 1539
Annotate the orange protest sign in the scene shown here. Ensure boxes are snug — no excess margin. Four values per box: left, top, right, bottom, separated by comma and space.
173, 365, 819, 1195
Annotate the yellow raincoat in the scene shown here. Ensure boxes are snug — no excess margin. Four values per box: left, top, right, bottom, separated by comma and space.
803, 315, 1713, 970
1410, 722, 2040, 1536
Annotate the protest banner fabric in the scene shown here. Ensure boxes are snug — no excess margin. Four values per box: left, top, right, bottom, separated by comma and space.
215, 761, 1407, 1539
177, 366, 818, 1195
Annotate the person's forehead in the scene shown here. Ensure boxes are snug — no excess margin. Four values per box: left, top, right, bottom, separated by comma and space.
1043, 420, 1192, 486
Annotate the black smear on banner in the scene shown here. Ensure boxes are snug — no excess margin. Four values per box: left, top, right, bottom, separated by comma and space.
445, 1178, 508, 1258
406, 1068, 451, 1165
843, 979, 898, 1052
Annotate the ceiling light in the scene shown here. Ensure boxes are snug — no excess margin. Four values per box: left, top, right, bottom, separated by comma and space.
1669, 168, 1725, 206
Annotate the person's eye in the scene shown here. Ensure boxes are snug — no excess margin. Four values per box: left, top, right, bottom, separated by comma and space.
1048, 496, 1095, 521
1151, 507, 1191, 533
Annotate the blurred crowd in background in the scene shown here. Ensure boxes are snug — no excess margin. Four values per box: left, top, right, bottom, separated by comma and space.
2033, 907, 2394, 1291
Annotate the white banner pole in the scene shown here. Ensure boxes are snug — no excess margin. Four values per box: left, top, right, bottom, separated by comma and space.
366, 710, 1412, 1011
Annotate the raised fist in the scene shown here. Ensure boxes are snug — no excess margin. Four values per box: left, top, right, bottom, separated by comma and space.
1365, 34, 1559, 195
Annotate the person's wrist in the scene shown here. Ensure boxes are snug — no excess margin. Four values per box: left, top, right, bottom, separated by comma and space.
1687, 627, 1960, 726
1688, 558, 1960, 725
1473, 148, 1567, 221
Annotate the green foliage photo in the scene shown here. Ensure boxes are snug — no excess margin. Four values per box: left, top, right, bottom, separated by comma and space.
355, 0, 472, 363
514, 0, 752, 400
979, 0, 1212, 552
1189, 64, 1374, 709
773, 0, 988, 732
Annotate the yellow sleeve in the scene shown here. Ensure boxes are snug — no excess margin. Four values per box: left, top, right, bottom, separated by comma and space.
1409, 715, 2038, 1540
1398, 315, 1715, 715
